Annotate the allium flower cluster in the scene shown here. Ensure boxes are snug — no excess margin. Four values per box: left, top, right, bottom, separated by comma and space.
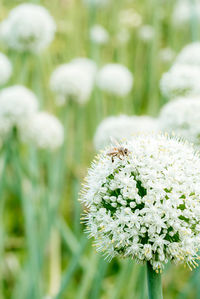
94, 115, 158, 150
96, 64, 133, 97
159, 97, 200, 148
172, 0, 200, 26
160, 64, 200, 99
80, 135, 200, 271
0, 4, 56, 53
175, 42, 200, 66
90, 25, 109, 45
20, 112, 64, 150
50, 58, 97, 105
0, 85, 38, 135
0, 53, 12, 85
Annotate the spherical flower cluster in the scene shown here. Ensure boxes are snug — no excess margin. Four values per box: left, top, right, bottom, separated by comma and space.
160, 64, 200, 99
0, 52, 12, 85
70, 57, 97, 77
175, 42, 200, 66
0, 85, 38, 135
90, 25, 109, 45
94, 115, 159, 150
50, 58, 97, 105
80, 134, 200, 271
96, 64, 133, 97
138, 25, 155, 42
20, 112, 64, 150
159, 97, 200, 147
172, 0, 200, 26
0, 3, 56, 53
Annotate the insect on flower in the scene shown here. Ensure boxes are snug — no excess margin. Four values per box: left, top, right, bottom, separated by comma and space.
106, 138, 130, 162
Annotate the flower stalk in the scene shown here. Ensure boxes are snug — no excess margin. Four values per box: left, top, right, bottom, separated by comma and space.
147, 262, 163, 299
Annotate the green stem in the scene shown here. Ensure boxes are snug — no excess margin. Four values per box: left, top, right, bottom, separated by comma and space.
147, 262, 163, 299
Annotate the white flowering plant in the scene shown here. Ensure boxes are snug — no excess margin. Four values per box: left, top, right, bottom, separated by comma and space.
0, 3, 56, 53
159, 97, 200, 148
80, 135, 200, 272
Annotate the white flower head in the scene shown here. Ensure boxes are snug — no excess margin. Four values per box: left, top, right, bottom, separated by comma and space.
175, 42, 200, 66
90, 25, 109, 45
94, 115, 159, 150
70, 57, 97, 77
96, 63, 133, 96
20, 112, 64, 150
160, 64, 200, 99
159, 97, 200, 148
0, 53, 12, 85
172, 0, 200, 26
80, 134, 200, 271
0, 85, 38, 135
50, 58, 97, 105
0, 3, 56, 53
138, 25, 155, 42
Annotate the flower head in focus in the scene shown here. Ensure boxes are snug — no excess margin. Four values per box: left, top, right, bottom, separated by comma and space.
94, 115, 159, 150
0, 3, 56, 53
0, 85, 38, 136
20, 112, 64, 150
96, 63, 133, 96
160, 64, 200, 99
50, 58, 97, 105
90, 25, 109, 45
80, 134, 200, 271
0, 52, 12, 85
159, 97, 200, 148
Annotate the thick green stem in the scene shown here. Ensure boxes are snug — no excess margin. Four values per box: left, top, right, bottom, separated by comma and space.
147, 262, 163, 299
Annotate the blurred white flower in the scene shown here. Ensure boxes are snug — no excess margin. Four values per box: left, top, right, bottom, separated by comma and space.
96, 63, 133, 96
21, 112, 64, 150
0, 3, 56, 53
81, 134, 200, 271
0, 85, 38, 135
119, 9, 142, 28
70, 57, 97, 77
83, 0, 109, 7
50, 58, 97, 105
159, 96, 200, 147
175, 42, 200, 66
138, 25, 155, 42
94, 115, 159, 150
159, 48, 175, 63
172, 0, 200, 26
90, 24, 109, 45
160, 64, 200, 99
0, 52, 12, 85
